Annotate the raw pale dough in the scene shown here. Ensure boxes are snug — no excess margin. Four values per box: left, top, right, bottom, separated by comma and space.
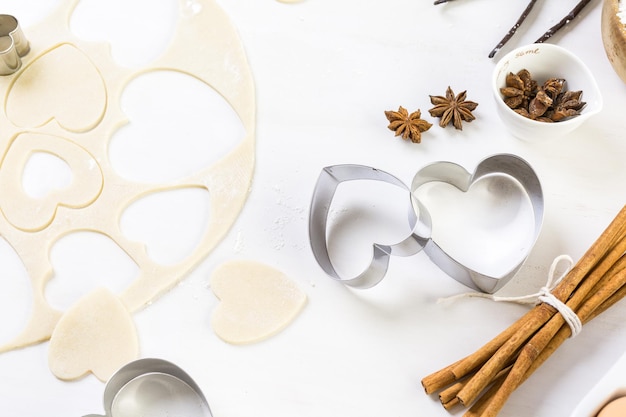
6, 43, 107, 133
211, 261, 307, 345
48, 288, 138, 381
0, 0, 255, 380
0, 132, 103, 232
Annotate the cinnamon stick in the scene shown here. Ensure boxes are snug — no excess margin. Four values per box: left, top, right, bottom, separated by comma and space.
450, 312, 530, 380
477, 208, 626, 416
460, 260, 626, 416
421, 358, 465, 394
421, 204, 626, 416
439, 365, 513, 407
473, 263, 626, 417
464, 376, 506, 417
455, 304, 553, 406
550, 206, 626, 302
421, 307, 535, 394
457, 205, 626, 404
442, 396, 460, 410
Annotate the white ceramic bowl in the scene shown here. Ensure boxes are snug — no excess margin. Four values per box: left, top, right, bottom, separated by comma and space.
492, 43, 602, 142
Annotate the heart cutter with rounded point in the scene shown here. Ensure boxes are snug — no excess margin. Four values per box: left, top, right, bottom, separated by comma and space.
84, 358, 212, 417
309, 154, 544, 293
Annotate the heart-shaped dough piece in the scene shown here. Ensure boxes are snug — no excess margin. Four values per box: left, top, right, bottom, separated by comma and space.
48, 288, 138, 381
0, 132, 103, 232
6, 43, 106, 132
210, 260, 306, 345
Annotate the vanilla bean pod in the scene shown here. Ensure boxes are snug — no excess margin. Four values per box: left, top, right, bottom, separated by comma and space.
433, 0, 462, 5
535, 0, 592, 43
489, 0, 537, 58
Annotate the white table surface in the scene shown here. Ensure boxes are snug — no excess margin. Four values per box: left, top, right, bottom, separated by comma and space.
1, 0, 626, 416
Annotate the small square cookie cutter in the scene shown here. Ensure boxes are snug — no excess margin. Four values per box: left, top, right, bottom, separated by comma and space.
309, 154, 544, 293
84, 358, 212, 417
0, 15, 29, 75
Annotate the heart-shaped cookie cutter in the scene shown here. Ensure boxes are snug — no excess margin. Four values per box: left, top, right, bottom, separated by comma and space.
309, 154, 544, 293
0, 15, 29, 75
84, 358, 212, 417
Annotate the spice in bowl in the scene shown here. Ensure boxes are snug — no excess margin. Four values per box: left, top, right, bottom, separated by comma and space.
491, 43, 602, 142
499, 69, 586, 122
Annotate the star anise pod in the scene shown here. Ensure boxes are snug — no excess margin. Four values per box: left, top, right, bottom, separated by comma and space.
500, 69, 537, 110
527, 77, 567, 119
428, 86, 478, 130
528, 89, 553, 119
499, 68, 586, 124
542, 77, 566, 101
384, 106, 432, 143
546, 90, 586, 122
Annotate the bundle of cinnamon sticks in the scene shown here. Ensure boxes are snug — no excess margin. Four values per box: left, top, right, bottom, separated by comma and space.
421, 204, 626, 417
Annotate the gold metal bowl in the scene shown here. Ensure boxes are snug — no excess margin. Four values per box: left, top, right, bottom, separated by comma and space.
601, 0, 626, 83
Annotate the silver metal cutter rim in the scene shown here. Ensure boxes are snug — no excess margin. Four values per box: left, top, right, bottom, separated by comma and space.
309, 154, 544, 294
84, 358, 213, 417
0, 14, 30, 76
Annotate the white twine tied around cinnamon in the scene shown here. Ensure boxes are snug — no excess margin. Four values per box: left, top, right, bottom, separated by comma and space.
439, 255, 583, 338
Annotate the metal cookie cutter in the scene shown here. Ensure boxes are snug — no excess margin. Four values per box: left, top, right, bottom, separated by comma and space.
309, 164, 427, 289
0, 15, 29, 76
84, 358, 212, 417
309, 154, 544, 293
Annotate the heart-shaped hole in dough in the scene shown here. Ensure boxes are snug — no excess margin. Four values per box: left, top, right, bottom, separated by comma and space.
46, 231, 139, 310
70, 0, 178, 67
21, 151, 73, 199
109, 70, 245, 184
414, 174, 535, 278
120, 187, 210, 265
0, 236, 31, 345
